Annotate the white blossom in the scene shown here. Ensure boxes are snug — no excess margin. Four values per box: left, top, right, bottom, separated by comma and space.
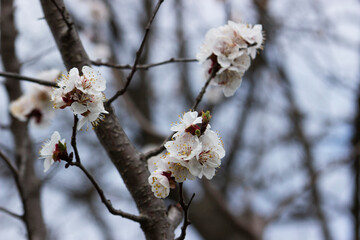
148, 169, 171, 198
165, 132, 202, 161
212, 69, 245, 97
39, 131, 65, 172
80, 66, 106, 94
187, 129, 225, 179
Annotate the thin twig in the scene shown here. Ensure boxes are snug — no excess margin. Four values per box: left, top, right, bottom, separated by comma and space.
191, 70, 216, 110
0, 71, 57, 87
0, 207, 23, 220
68, 161, 146, 222
175, 183, 195, 240
91, 58, 197, 70
0, 150, 18, 177
107, 0, 164, 105
71, 115, 81, 164
66, 116, 146, 223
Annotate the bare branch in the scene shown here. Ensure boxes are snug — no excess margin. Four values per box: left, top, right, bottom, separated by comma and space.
68, 161, 147, 223
0, 71, 57, 87
0, 207, 23, 220
91, 58, 197, 70
191, 69, 216, 111
107, 0, 165, 105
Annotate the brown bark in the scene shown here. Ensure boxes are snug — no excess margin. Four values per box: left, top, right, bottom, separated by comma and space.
1, 0, 47, 239
39, 0, 173, 239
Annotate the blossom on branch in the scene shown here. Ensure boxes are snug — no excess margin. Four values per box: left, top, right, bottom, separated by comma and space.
197, 21, 264, 97
52, 66, 108, 130
39, 131, 68, 172
148, 110, 225, 198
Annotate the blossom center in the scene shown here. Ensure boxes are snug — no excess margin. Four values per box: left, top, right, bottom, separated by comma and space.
198, 150, 212, 165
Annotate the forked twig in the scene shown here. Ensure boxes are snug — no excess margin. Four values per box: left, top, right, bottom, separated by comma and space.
65, 115, 146, 223
175, 183, 195, 240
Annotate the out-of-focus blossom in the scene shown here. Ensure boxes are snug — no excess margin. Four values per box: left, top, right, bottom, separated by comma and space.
9, 69, 60, 126
197, 21, 264, 97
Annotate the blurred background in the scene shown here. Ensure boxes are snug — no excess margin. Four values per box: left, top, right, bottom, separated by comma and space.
0, 0, 359, 239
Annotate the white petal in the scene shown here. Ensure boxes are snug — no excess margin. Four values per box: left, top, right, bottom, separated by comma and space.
71, 102, 88, 114
77, 117, 88, 131
43, 157, 54, 172
82, 66, 106, 92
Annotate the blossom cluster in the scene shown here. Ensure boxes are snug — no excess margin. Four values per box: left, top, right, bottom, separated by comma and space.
197, 21, 264, 97
10, 69, 60, 126
52, 66, 108, 130
148, 111, 225, 198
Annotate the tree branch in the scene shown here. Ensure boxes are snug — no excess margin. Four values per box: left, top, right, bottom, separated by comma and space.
70, 115, 81, 164
107, 0, 165, 105
0, 207, 23, 220
191, 70, 216, 111
91, 57, 197, 70
0, 71, 57, 87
